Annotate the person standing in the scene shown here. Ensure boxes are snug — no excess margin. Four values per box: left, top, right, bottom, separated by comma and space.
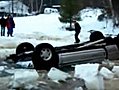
6, 15, 15, 37
0, 15, 6, 36
74, 20, 81, 43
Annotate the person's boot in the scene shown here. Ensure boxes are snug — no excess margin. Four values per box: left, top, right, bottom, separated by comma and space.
74, 39, 80, 43
10, 34, 13, 37
3, 33, 5, 36
7, 34, 9, 37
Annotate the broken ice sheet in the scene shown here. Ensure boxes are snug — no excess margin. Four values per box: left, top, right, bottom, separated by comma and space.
47, 67, 72, 82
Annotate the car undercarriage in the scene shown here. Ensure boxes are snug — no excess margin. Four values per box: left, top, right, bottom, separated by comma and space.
7, 31, 119, 70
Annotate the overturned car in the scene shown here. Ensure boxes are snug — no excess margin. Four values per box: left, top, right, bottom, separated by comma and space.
8, 31, 119, 70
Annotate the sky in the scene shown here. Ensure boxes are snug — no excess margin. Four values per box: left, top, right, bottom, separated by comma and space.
0, 8, 119, 89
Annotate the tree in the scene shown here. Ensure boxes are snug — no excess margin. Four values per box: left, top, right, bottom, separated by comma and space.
28, 0, 33, 13
35, 0, 38, 13
111, 0, 119, 25
59, 0, 81, 29
39, 0, 44, 13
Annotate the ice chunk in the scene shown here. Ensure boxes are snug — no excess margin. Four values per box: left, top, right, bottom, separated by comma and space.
48, 67, 71, 82
99, 67, 114, 79
74, 64, 104, 90
11, 69, 39, 88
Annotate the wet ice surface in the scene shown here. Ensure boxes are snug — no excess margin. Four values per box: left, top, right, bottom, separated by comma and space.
0, 59, 119, 90
0, 60, 86, 90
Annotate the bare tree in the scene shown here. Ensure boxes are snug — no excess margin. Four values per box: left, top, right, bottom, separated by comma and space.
14, 0, 19, 16
18, 0, 24, 15
109, 0, 115, 23
28, 0, 34, 13
11, 0, 14, 14
39, 0, 44, 13
35, 0, 38, 13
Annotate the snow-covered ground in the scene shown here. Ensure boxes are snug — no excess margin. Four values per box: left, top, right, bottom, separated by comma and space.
1, 8, 119, 59
0, 8, 119, 90
0, 8, 119, 58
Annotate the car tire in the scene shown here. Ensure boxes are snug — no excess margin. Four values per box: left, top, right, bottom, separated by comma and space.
90, 31, 105, 42
15, 42, 34, 62
32, 43, 59, 71
114, 34, 119, 48
105, 37, 114, 45
16, 42, 34, 55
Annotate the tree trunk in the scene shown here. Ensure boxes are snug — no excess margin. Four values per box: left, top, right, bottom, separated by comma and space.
11, 0, 14, 14
109, 0, 116, 24
35, 0, 38, 13
29, 0, 34, 13
39, 0, 43, 13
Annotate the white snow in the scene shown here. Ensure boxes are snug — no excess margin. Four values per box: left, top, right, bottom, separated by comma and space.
0, 8, 119, 89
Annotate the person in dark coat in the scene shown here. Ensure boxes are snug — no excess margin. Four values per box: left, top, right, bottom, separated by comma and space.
74, 20, 81, 43
6, 15, 15, 37
0, 15, 6, 36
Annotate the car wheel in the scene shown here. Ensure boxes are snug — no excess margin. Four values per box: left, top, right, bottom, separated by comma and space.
105, 37, 114, 45
114, 34, 119, 48
90, 31, 105, 42
32, 43, 59, 71
15, 42, 34, 62
16, 42, 34, 55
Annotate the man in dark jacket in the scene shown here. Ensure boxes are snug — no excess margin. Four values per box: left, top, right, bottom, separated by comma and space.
0, 15, 6, 36
74, 20, 81, 43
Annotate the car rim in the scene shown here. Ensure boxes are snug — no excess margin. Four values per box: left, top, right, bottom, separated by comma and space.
40, 48, 52, 61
